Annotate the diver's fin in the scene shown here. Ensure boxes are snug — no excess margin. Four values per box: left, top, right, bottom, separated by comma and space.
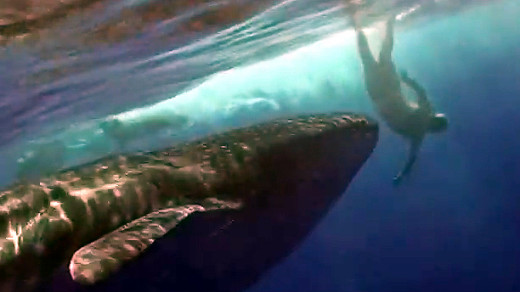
69, 198, 241, 285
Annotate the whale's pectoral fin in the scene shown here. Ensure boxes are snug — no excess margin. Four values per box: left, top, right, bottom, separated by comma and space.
69, 198, 241, 285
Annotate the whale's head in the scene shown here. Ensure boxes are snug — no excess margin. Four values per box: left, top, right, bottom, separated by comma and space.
194, 112, 378, 203
242, 112, 379, 197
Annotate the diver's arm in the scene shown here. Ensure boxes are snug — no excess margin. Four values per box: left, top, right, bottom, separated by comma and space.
393, 137, 423, 185
400, 71, 432, 112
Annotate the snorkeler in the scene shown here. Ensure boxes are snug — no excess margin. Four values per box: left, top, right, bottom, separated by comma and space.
350, 12, 448, 185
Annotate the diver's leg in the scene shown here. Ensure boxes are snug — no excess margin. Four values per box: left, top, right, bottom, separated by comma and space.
356, 29, 377, 70
348, 6, 377, 70
379, 16, 395, 64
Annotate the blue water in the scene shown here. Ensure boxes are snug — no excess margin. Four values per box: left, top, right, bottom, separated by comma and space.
1, 0, 519, 291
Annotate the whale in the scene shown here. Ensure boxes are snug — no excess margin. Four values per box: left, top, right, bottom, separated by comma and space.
0, 112, 378, 292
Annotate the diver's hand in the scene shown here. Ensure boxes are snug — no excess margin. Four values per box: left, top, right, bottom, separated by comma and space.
393, 173, 403, 186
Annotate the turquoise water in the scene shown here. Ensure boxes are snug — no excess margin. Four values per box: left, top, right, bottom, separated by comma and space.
0, 0, 519, 291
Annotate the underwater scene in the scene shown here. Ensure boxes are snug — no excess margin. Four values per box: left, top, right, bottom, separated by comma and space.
0, 0, 519, 291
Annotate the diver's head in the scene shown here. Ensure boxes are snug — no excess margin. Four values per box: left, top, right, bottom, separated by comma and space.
428, 113, 448, 133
